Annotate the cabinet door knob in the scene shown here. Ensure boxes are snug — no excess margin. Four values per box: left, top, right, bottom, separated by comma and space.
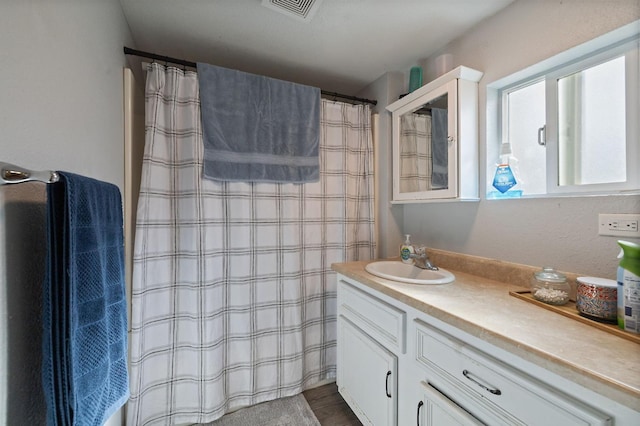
385, 370, 392, 398
462, 369, 502, 395
416, 400, 424, 426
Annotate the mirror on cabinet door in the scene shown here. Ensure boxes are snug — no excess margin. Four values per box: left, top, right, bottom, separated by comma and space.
398, 92, 450, 195
388, 66, 482, 203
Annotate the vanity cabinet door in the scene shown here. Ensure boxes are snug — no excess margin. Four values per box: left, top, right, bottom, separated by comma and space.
416, 381, 484, 426
337, 316, 397, 426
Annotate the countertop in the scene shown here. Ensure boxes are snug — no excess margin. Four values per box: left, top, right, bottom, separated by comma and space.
332, 259, 640, 412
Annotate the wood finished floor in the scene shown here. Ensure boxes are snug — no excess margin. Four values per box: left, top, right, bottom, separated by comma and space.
303, 383, 362, 426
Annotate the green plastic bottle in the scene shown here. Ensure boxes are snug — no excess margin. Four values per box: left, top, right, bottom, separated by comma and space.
617, 240, 640, 333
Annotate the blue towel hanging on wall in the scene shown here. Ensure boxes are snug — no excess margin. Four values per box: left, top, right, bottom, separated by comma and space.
43, 172, 129, 426
197, 62, 321, 183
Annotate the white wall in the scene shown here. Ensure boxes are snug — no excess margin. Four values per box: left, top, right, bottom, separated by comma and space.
395, 0, 640, 277
1, 0, 134, 189
0, 1, 134, 424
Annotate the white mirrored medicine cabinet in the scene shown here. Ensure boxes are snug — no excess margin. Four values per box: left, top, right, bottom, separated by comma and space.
387, 66, 483, 203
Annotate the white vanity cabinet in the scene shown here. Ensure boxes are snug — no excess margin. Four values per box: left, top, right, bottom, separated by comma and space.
387, 66, 482, 203
337, 278, 406, 426
412, 319, 612, 426
335, 273, 633, 426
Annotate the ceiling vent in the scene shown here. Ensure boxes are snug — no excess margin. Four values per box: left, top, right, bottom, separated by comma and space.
261, 0, 323, 23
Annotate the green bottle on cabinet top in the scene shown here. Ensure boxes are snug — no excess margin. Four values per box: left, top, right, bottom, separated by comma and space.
409, 67, 422, 93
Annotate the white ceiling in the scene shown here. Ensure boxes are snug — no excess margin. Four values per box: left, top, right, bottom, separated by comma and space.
120, 0, 514, 95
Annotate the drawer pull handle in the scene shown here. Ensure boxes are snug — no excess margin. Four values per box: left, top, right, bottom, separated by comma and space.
385, 370, 392, 398
462, 369, 502, 395
416, 400, 424, 426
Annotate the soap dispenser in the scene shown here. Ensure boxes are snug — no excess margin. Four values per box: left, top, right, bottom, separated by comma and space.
400, 234, 415, 264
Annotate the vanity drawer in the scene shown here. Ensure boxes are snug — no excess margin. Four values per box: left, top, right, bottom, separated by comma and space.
414, 320, 611, 426
338, 279, 406, 353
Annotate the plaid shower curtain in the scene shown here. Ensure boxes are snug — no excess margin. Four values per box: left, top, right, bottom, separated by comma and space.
399, 113, 432, 193
127, 63, 376, 425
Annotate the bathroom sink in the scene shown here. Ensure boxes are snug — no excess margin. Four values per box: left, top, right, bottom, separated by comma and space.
364, 261, 455, 285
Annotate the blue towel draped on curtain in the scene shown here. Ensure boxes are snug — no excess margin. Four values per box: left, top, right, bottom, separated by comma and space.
197, 62, 320, 183
43, 171, 129, 426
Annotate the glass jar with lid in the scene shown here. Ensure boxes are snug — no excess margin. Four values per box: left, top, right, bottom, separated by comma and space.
531, 266, 570, 305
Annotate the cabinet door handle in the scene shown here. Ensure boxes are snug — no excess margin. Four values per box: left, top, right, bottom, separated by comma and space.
416, 400, 424, 426
462, 369, 502, 395
385, 370, 392, 398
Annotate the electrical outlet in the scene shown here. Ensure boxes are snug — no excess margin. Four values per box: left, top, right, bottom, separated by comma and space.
598, 213, 640, 237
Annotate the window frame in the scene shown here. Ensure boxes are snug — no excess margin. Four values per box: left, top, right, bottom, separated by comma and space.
491, 24, 640, 199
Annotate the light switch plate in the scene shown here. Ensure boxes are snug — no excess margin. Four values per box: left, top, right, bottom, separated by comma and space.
598, 213, 640, 237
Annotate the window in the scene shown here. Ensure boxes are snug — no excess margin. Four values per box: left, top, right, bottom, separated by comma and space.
554, 56, 627, 188
490, 28, 639, 198
501, 79, 546, 195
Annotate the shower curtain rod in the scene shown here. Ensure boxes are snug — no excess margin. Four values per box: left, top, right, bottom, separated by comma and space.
0, 161, 59, 185
123, 47, 378, 106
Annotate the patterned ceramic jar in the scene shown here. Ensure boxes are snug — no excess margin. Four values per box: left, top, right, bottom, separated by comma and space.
576, 277, 618, 323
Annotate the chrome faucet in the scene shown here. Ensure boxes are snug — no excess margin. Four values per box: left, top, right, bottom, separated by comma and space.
409, 246, 439, 271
